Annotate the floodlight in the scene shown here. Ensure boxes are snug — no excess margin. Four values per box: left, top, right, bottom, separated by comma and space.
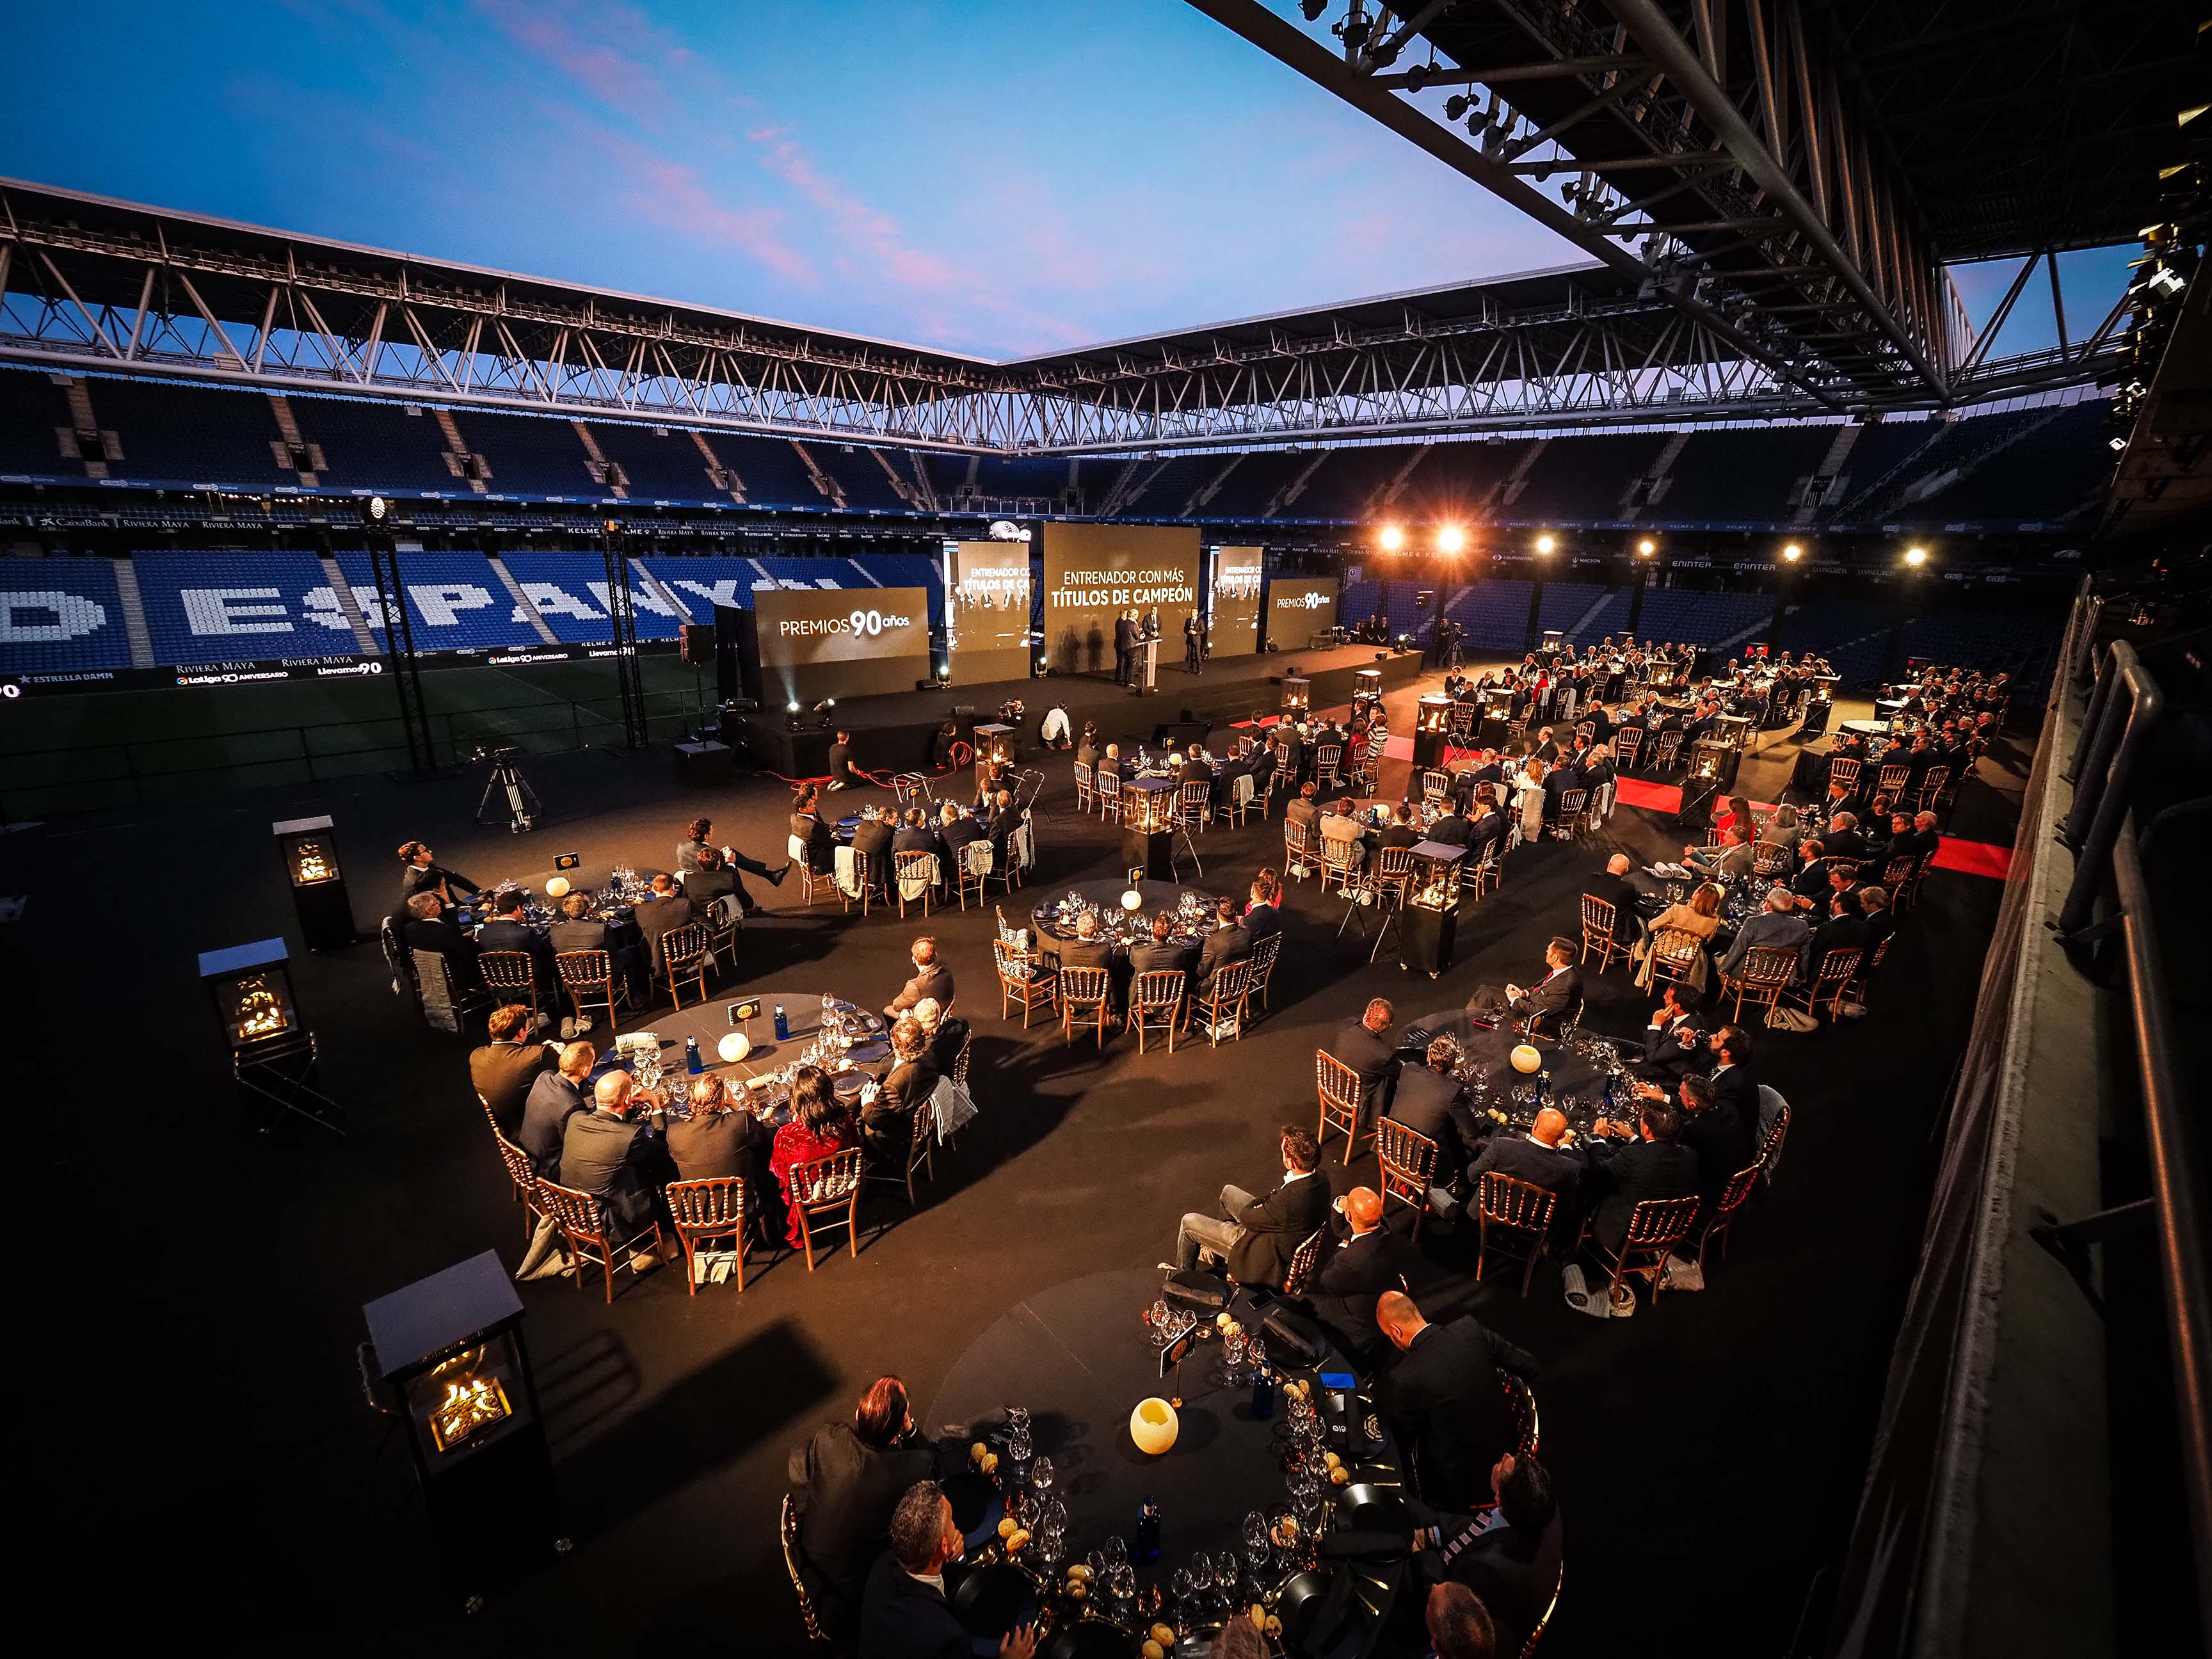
1437, 525, 1466, 554
1444, 93, 1470, 122
1535, 534, 1556, 555
1379, 525, 1406, 551
1299, 0, 1328, 18
2147, 266, 2186, 298
1404, 62, 1429, 92
1636, 538, 1655, 556
1904, 547, 1928, 568
1782, 543, 1803, 562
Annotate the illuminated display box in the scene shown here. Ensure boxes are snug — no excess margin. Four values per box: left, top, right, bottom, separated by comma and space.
1413, 694, 1455, 770
1281, 677, 1310, 715
1407, 840, 1467, 912
273, 814, 355, 951
201, 938, 298, 1053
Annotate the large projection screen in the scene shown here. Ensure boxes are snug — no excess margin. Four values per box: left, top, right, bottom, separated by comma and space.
946, 542, 1033, 685
1265, 576, 1340, 649
1209, 546, 1263, 658
755, 586, 930, 704
1041, 524, 1201, 677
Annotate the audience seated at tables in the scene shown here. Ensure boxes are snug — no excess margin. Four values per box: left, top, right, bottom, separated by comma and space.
559, 1070, 677, 1267
403, 890, 483, 984
1413, 1454, 1563, 1656
1306, 1185, 1409, 1355
682, 846, 760, 921
1386, 1036, 1486, 1177
1759, 803, 1805, 849
790, 785, 837, 874
1584, 853, 1645, 942
771, 1067, 858, 1248
1331, 997, 1402, 1130
1168, 1124, 1333, 1287
1194, 896, 1251, 998
666, 1073, 770, 1207
1095, 742, 1123, 780
519, 1041, 594, 1176
860, 1017, 940, 1162
1242, 874, 1283, 945
1800, 883, 1873, 979
547, 889, 611, 960
849, 805, 895, 875
860, 1482, 1036, 1659
1784, 838, 1832, 906
470, 1003, 553, 1135
1178, 742, 1212, 785
1375, 1290, 1539, 1515
910, 997, 968, 1078
1043, 911, 1117, 986
1426, 800, 1471, 847
1467, 938, 1583, 1035
1859, 885, 1897, 961
1703, 1023, 1758, 1125
788, 1377, 938, 1637
1719, 887, 1811, 981
1821, 810, 1871, 864
634, 873, 696, 956
1713, 794, 1757, 840
984, 790, 1023, 867
1634, 881, 1722, 991
1129, 911, 1198, 988
885, 936, 953, 1018
1632, 984, 1709, 1082
1285, 781, 1321, 831
677, 815, 787, 899
1379, 803, 1422, 851
476, 885, 557, 988
1318, 797, 1367, 873
890, 807, 946, 876
1580, 1096, 1699, 1274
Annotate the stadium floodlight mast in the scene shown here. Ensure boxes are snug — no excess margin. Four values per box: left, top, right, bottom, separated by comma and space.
1436, 525, 1466, 554
1378, 524, 1406, 550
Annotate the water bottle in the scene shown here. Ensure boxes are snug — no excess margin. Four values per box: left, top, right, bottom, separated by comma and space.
685, 1035, 703, 1075
1251, 1358, 1276, 1422
1135, 1495, 1160, 1562
773, 1004, 789, 1041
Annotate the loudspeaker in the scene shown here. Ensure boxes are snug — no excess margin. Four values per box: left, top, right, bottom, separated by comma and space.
679, 623, 716, 667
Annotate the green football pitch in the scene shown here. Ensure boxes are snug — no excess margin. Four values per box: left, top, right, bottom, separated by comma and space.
1, 655, 714, 819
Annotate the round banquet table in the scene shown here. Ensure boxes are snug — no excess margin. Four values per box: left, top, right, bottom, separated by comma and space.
927, 1269, 1402, 1647
502, 862, 665, 899
596, 986, 895, 1125
1837, 719, 1915, 751
1030, 879, 1224, 950
1397, 1011, 1624, 1130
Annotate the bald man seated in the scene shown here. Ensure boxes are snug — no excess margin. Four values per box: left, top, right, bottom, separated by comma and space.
1374, 1290, 1540, 1514
1303, 1187, 1410, 1356
1463, 1107, 1585, 1224
557, 1070, 678, 1269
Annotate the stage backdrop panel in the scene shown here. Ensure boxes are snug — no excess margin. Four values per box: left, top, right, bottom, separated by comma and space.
947, 542, 1033, 685
755, 586, 929, 705
1265, 576, 1340, 649
1041, 524, 1199, 677
1208, 546, 1263, 658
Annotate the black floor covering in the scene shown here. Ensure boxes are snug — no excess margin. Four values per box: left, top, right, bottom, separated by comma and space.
8, 663, 2027, 1653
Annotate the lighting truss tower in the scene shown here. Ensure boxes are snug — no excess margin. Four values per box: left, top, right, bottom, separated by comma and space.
600, 520, 648, 750
361, 498, 435, 776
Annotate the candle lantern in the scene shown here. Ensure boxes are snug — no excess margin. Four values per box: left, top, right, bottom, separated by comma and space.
1351, 668, 1383, 718
1281, 677, 1310, 716
1121, 777, 1178, 880
1412, 694, 1454, 770
1400, 839, 1466, 977
272, 813, 356, 951
973, 722, 1015, 767
202, 938, 300, 1053
363, 1251, 562, 1607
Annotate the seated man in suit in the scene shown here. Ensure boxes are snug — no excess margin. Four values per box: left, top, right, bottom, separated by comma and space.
849, 805, 895, 883
1192, 896, 1251, 1005
885, 935, 953, 1019
1800, 887, 1872, 981
1329, 997, 1402, 1132
1375, 1291, 1539, 1514
681, 846, 760, 922
1858, 883, 1897, 963
1167, 1125, 1333, 1288
938, 801, 986, 870
469, 1002, 554, 1137
514, 1039, 597, 1277
1582, 853, 1646, 945
1633, 983, 1710, 1082
1580, 1097, 1700, 1290
1821, 809, 1871, 865
1094, 742, 1124, 781
1703, 1023, 1759, 1127
633, 873, 697, 962
1386, 1036, 1487, 1182
1128, 911, 1198, 998
1464, 1106, 1584, 1234
1426, 803, 1471, 848
402, 890, 483, 988
547, 890, 609, 958
397, 839, 479, 913
1719, 887, 1812, 982
1413, 1454, 1564, 1657
984, 790, 1023, 870
824, 730, 857, 792
787, 1377, 939, 1638
1306, 1187, 1408, 1357
1378, 803, 1423, 853
1210, 744, 1254, 810
858, 1017, 941, 1164
790, 784, 838, 874
475, 885, 558, 992
1683, 825, 1752, 883
890, 808, 947, 886
860, 1482, 1037, 1659
1466, 938, 1583, 1037
558, 1070, 677, 1268
1177, 743, 1213, 787
1317, 797, 1367, 876
1660, 1069, 1758, 1222
1284, 781, 1322, 833
676, 815, 787, 897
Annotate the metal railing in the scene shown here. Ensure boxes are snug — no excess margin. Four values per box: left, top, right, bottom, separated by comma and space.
1, 685, 713, 819
2056, 639, 2165, 938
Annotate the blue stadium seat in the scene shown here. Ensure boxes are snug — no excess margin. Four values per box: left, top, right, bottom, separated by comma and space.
332, 551, 540, 650
1395, 438, 1537, 523
1537, 581, 1610, 634
1774, 598, 1899, 685
641, 556, 766, 616
1633, 588, 1775, 647
817, 445, 914, 512
1445, 579, 1536, 651
0, 557, 137, 674
1566, 589, 1633, 643
717, 435, 833, 509
445, 410, 599, 497
0, 367, 71, 479
1193, 451, 1311, 520
286, 395, 470, 493
499, 552, 684, 641
82, 376, 287, 487
1903, 402, 2112, 526
132, 550, 360, 665
583, 422, 725, 502
1655, 427, 1839, 525
1291, 447, 1424, 521
1507, 433, 1672, 522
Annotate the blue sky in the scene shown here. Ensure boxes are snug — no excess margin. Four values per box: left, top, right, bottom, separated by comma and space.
1, 0, 2126, 362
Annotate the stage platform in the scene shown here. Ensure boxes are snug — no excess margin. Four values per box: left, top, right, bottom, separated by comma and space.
735, 641, 1425, 779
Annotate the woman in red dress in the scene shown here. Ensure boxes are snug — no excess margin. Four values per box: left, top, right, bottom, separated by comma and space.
769, 1066, 856, 1249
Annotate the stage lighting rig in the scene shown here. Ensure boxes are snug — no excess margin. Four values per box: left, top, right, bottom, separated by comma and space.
1904, 547, 1929, 569
1299, 0, 1326, 17
1782, 544, 1804, 563
1637, 539, 1656, 557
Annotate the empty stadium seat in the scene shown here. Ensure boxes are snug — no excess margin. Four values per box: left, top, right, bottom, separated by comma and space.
499, 552, 684, 641
1655, 427, 1839, 525
1445, 579, 1536, 651
286, 395, 472, 493
0, 367, 73, 479
1507, 433, 1672, 521
0, 556, 138, 674
1633, 588, 1775, 647
583, 421, 728, 502
331, 551, 541, 650
132, 549, 362, 665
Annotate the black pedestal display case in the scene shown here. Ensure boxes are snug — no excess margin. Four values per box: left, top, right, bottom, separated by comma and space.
1122, 828, 1174, 882
1411, 726, 1450, 772
1400, 904, 1459, 978
273, 815, 355, 951
364, 1250, 563, 1613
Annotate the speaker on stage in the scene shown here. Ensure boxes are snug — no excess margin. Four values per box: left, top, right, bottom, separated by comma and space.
679, 623, 716, 667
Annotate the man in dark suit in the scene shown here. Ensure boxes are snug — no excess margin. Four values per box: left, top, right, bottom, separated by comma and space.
1379, 803, 1422, 853
559, 1070, 677, 1253
1385, 1036, 1486, 1180
1129, 911, 1198, 990
885, 936, 954, 1018
1821, 810, 1871, 865
1113, 610, 1136, 685
1464, 1107, 1585, 1221
402, 890, 482, 987
1859, 885, 1897, 964
1192, 897, 1251, 1001
1169, 1125, 1333, 1288
1376, 1292, 1539, 1514
632, 874, 697, 960
860, 1017, 941, 1164
1306, 1187, 1409, 1356
682, 846, 762, 921
1581, 1096, 1700, 1256
849, 805, 895, 882
1413, 1454, 1564, 1656
1583, 853, 1646, 947
938, 802, 986, 867
547, 890, 611, 957
1719, 888, 1811, 981
469, 1003, 552, 1137
890, 808, 947, 873
397, 840, 479, 914
860, 1482, 1036, 1659
1426, 805, 1471, 847
1800, 890, 1871, 981
1183, 609, 1205, 674
1329, 997, 1402, 1129
1284, 780, 1321, 833
787, 1379, 938, 1637
1669, 1070, 1758, 1220
1467, 938, 1583, 1037
790, 785, 838, 874
1703, 1023, 1759, 1128
1043, 910, 1118, 975
1177, 743, 1212, 786
825, 730, 858, 792
1633, 984, 1709, 1083
476, 885, 558, 989
983, 791, 1023, 870
513, 1040, 595, 1276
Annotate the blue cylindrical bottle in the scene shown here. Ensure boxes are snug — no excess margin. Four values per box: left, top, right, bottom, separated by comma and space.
685, 1035, 703, 1074
1135, 1495, 1160, 1561
1251, 1359, 1276, 1421
774, 1004, 789, 1041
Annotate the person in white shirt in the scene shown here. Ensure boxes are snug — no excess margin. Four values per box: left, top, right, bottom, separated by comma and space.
1166, 1126, 1333, 1287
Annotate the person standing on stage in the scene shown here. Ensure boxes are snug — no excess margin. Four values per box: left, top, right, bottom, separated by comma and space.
1114, 609, 1136, 686
1184, 610, 1204, 676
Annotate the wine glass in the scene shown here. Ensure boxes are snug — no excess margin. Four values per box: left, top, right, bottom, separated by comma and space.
1243, 1510, 1271, 1569
1110, 1563, 1137, 1608
1030, 1456, 1054, 1496
1038, 1526, 1065, 1566
1103, 1535, 1128, 1573
1222, 1329, 1246, 1382
1007, 1418, 1032, 1466
1169, 1567, 1194, 1624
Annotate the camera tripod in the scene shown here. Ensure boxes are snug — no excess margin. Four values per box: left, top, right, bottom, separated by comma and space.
476, 751, 543, 831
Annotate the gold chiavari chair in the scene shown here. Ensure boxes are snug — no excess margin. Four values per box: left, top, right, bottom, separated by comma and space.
1520, 1564, 1563, 1658
842, 850, 888, 917
1585, 1194, 1701, 1308
1646, 924, 1704, 990
1751, 841, 1793, 878
1315, 1049, 1365, 1165
1283, 819, 1317, 883
555, 948, 629, 1032
665, 1176, 753, 1295
1072, 760, 1094, 813
1126, 969, 1187, 1054
655, 922, 712, 1010
1279, 1228, 1326, 1297
1421, 769, 1452, 810
1058, 965, 1112, 1048
1694, 1163, 1762, 1272
1094, 770, 1123, 825
1917, 764, 1950, 814
1178, 779, 1212, 835
1878, 762, 1912, 796
479, 950, 540, 1020
492, 1128, 554, 1253
787, 835, 835, 907
1475, 1171, 1559, 1297
956, 840, 993, 910
1246, 932, 1284, 1014
780, 1493, 830, 1644
894, 851, 938, 918
1786, 945, 1862, 1023
1612, 726, 1643, 771
1190, 959, 1253, 1047
1546, 787, 1589, 840
540, 1179, 664, 1304
1649, 729, 1684, 770
994, 938, 1057, 1027
1719, 943, 1797, 1021
1827, 755, 1861, 796
789, 1146, 866, 1270
1313, 742, 1343, 793
1846, 934, 1891, 1006
1374, 1117, 1438, 1238
1578, 895, 1628, 974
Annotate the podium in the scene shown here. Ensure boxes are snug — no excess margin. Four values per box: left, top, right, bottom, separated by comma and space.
1132, 636, 1160, 695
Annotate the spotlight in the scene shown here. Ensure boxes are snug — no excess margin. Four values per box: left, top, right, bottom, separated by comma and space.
1300, 0, 1327, 17
1782, 543, 1803, 562
2147, 266, 2186, 298
1904, 547, 1928, 568
786, 700, 800, 714
1535, 534, 1555, 555
1379, 524, 1406, 551
1404, 61, 1429, 92
1444, 93, 1470, 122
1636, 538, 1655, 557
1437, 525, 1466, 554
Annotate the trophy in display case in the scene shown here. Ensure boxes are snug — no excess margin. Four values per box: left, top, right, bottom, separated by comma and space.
1672, 739, 1737, 830
200, 938, 346, 1136
1351, 667, 1383, 720
1412, 695, 1455, 771
364, 1251, 563, 1609
1121, 777, 1178, 881
272, 813, 356, 951
973, 722, 1016, 769
1281, 677, 1310, 717
1400, 840, 1466, 977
